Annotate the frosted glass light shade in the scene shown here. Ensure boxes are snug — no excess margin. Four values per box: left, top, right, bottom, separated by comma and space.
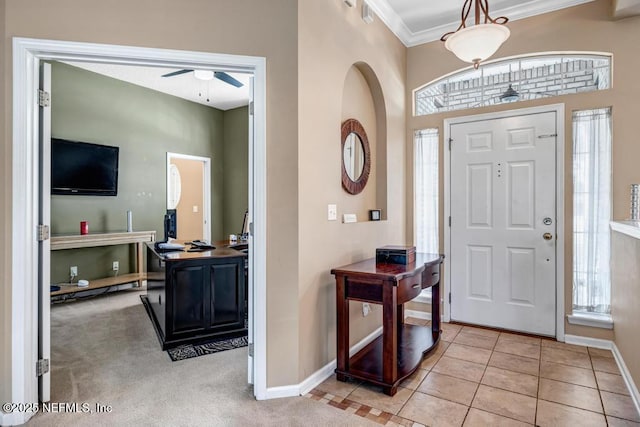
445, 24, 510, 67
193, 70, 214, 80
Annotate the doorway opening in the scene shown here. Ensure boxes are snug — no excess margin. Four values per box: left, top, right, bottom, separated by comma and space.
11, 37, 268, 422
443, 104, 565, 339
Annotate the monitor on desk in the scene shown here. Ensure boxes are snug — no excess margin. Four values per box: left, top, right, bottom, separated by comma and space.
164, 209, 177, 242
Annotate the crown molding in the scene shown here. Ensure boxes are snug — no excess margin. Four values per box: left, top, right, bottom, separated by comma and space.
365, 0, 596, 47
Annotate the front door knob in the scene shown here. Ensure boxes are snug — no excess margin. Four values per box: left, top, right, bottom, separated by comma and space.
543, 232, 553, 241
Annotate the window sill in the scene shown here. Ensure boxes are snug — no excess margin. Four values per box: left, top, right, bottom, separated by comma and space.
567, 312, 613, 329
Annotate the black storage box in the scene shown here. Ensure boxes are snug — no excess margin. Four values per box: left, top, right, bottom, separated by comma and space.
376, 245, 416, 265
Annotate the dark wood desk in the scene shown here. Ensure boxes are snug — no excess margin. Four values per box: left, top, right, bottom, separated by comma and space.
331, 253, 443, 395
144, 244, 247, 350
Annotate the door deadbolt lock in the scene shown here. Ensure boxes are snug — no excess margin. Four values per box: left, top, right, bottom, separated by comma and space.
543, 232, 553, 241
543, 217, 553, 225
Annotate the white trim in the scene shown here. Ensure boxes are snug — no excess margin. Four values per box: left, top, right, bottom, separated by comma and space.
365, 0, 595, 47
443, 104, 565, 340
0, 411, 23, 427
611, 221, 640, 240
561, 336, 640, 415
404, 310, 432, 322
564, 334, 613, 349
612, 342, 640, 417
265, 326, 384, 399
567, 312, 614, 329
166, 152, 212, 242
11, 37, 268, 416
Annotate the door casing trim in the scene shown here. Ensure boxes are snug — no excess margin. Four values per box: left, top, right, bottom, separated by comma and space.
10, 37, 268, 425
443, 103, 565, 341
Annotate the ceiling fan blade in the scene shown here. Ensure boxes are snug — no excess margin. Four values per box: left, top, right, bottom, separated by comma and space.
214, 71, 244, 88
162, 69, 193, 78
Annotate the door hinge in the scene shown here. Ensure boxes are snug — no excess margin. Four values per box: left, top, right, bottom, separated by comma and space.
537, 133, 557, 139
38, 89, 50, 107
248, 343, 254, 357
249, 101, 254, 116
38, 224, 50, 242
448, 138, 453, 151
249, 222, 254, 236
449, 292, 451, 304
448, 216, 451, 227
36, 359, 49, 376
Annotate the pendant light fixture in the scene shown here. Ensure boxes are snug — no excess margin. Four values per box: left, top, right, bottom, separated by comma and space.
441, 0, 510, 69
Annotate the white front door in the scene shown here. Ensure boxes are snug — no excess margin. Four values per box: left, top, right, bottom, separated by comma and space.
449, 110, 558, 336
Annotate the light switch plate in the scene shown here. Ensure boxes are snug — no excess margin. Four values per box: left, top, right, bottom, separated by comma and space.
328, 204, 337, 221
193, 205, 199, 213
343, 213, 357, 223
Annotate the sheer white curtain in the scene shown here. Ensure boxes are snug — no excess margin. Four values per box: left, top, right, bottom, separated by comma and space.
572, 108, 612, 314
414, 129, 439, 255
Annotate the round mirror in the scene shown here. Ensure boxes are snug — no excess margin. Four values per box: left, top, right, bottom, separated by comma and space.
343, 132, 365, 181
341, 118, 371, 195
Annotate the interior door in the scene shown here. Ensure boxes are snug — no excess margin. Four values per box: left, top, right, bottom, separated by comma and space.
38, 62, 52, 402
450, 111, 557, 336
247, 76, 255, 385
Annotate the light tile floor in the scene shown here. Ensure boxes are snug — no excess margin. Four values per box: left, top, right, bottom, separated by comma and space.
306, 319, 640, 426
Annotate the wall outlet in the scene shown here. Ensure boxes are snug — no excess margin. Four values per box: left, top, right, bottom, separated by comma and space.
112, 261, 119, 271
362, 303, 371, 317
70, 266, 78, 277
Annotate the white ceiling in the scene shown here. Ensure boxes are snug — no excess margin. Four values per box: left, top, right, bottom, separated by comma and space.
63, 61, 251, 111
63, 0, 602, 105
366, 0, 597, 46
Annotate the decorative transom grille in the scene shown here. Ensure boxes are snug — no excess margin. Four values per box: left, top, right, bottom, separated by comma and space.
414, 53, 611, 116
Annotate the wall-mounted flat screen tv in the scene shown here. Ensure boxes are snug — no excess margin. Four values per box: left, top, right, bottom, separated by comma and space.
51, 138, 119, 196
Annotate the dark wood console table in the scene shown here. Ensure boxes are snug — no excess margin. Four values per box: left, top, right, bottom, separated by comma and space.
331, 253, 443, 396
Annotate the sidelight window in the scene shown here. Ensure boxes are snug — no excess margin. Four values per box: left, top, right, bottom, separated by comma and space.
414, 128, 439, 255
572, 108, 612, 316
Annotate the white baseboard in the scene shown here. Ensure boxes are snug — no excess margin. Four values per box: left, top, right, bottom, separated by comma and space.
611, 342, 640, 418
0, 411, 28, 427
404, 310, 431, 321
264, 327, 383, 399
564, 334, 613, 349
563, 335, 640, 417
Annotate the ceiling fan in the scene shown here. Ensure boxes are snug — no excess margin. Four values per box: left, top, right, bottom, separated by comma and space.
161, 69, 244, 88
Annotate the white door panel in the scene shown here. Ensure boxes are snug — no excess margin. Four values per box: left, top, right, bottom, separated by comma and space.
450, 111, 557, 336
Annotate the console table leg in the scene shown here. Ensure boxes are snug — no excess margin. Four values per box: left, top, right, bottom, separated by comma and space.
136, 242, 144, 287
335, 276, 350, 381
382, 282, 398, 387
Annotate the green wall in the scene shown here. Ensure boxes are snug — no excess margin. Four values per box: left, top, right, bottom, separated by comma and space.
50, 62, 247, 284
223, 106, 249, 237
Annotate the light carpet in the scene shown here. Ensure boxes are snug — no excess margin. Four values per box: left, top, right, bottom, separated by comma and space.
27, 289, 375, 426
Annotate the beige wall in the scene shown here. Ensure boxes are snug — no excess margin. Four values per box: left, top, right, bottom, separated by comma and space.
298, 1, 406, 380
611, 230, 640, 388
0, 0, 299, 398
171, 158, 205, 241
406, 0, 640, 340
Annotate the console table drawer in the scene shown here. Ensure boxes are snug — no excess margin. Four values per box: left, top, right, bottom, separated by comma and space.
423, 264, 440, 289
397, 275, 423, 303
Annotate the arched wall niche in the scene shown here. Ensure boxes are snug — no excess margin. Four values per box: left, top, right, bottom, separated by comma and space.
340, 61, 388, 220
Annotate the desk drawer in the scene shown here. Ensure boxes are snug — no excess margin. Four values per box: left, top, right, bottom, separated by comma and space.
423, 263, 440, 289
397, 275, 423, 303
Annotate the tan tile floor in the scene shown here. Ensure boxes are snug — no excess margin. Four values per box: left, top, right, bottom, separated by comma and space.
306, 319, 640, 426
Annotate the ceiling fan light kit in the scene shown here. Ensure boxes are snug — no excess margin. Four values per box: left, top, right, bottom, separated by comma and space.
193, 70, 214, 81
441, 0, 510, 69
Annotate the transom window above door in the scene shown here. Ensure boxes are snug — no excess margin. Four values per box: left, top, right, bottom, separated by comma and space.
414, 53, 612, 116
